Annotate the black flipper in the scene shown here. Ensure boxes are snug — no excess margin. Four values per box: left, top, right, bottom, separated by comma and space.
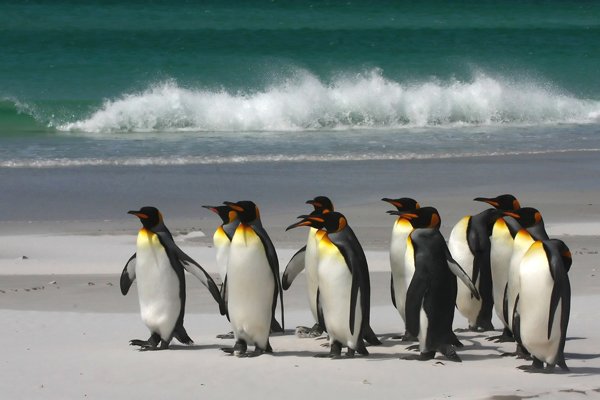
282, 246, 306, 290
316, 288, 327, 332
390, 275, 397, 309
405, 275, 427, 338
120, 253, 136, 295
512, 294, 522, 346
502, 282, 510, 328
444, 245, 480, 300
220, 275, 230, 321
155, 230, 226, 315
173, 324, 193, 345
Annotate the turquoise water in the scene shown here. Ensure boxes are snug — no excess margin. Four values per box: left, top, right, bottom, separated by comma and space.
1, 1, 600, 166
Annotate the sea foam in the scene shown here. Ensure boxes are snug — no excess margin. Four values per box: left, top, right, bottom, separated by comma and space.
59, 71, 600, 133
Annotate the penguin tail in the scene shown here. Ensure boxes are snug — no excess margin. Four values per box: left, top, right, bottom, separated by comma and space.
173, 326, 194, 345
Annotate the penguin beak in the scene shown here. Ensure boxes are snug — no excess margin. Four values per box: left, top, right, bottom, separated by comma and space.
393, 212, 418, 220
503, 211, 520, 219
128, 210, 148, 219
223, 202, 244, 212
306, 200, 322, 208
286, 220, 313, 231
382, 198, 402, 208
201, 205, 219, 214
474, 197, 499, 207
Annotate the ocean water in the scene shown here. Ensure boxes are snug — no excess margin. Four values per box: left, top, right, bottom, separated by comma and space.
2, 0, 600, 168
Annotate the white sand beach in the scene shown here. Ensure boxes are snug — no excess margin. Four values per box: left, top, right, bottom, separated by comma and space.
2, 152, 600, 399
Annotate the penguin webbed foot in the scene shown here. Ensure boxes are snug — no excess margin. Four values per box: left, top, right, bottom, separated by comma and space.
406, 344, 420, 352
221, 339, 247, 356
400, 351, 435, 361
315, 341, 342, 359
295, 323, 324, 338
216, 331, 235, 339
238, 346, 270, 358
518, 358, 557, 373
440, 345, 462, 362
486, 334, 515, 343
129, 333, 166, 350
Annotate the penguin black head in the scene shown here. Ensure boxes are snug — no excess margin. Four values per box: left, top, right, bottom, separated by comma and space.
474, 194, 521, 211
202, 205, 238, 225
389, 206, 440, 229
381, 197, 420, 212
319, 211, 349, 233
286, 214, 326, 231
128, 206, 162, 230
224, 201, 260, 224
306, 196, 334, 213
503, 207, 543, 228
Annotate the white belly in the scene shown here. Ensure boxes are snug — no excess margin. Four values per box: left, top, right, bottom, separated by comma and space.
507, 232, 535, 330
490, 220, 514, 326
390, 219, 413, 322
305, 228, 320, 322
213, 227, 231, 283
136, 230, 181, 340
518, 245, 561, 364
318, 240, 361, 349
227, 225, 274, 348
448, 216, 481, 326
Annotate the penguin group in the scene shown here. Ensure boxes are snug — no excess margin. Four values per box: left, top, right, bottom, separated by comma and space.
120, 194, 572, 372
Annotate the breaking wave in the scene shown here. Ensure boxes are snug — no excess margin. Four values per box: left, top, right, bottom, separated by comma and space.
58, 71, 600, 133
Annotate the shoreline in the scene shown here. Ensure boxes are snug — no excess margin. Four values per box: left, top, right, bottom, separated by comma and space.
2, 152, 600, 399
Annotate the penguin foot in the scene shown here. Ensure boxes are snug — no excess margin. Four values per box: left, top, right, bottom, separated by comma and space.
216, 331, 235, 339
295, 324, 324, 338
453, 328, 471, 333
130, 333, 166, 350
406, 344, 420, 352
315, 341, 343, 359
238, 348, 268, 358
400, 351, 435, 361
486, 334, 515, 343
440, 346, 462, 363
221, 339, 247, 356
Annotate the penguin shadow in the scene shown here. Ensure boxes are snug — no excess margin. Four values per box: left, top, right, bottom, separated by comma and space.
168, 344, 224, 351
564, 351, 600, 360
514, 363, 600, 376
272, 350, 334, 358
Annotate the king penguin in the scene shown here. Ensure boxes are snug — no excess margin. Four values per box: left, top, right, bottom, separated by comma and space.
516, 239, 571, 372
383, 203, 445, 341
202, 204, 239, 290
402, 227, 480, 362
473, 194, 523, 342
220, 200, 284, 356
502, 207, 551, 357
202, 204, 239, 339
449, 208, 505, 331
121, 207, 225, 350
282, 195, 334, 338
288, 212, 374, 358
